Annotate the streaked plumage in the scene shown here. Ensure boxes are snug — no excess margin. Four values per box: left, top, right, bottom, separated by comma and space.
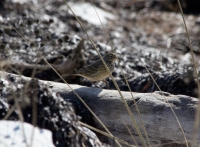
68, 52, 117, 81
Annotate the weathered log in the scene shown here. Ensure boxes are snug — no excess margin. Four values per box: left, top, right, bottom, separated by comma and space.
1, 71, 199, 146
51, 83, 199, 146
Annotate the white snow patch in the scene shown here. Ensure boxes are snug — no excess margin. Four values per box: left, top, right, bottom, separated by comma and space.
0, 120, 55, 147
66, 2, 116, 25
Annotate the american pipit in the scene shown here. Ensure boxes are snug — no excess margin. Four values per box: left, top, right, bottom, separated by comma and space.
63, 52, 117, 83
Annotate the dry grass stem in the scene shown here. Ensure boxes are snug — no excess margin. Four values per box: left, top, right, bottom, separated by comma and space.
176, 0, 200, 146
142, 61, 189, 147
123, 120, 139, 147
11, 16, 122, 147
80, 122, 136, 147
63, 0, 147, 146
90, 0, 151, 146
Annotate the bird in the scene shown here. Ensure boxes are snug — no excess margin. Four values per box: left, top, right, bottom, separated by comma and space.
62, 52, 117, 84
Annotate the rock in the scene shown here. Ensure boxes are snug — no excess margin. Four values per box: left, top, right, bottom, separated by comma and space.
0, 71, 103, 147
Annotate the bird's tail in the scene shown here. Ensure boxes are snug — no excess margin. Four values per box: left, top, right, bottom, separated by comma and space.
54, 73, 81, 82
61, 73, 81, 78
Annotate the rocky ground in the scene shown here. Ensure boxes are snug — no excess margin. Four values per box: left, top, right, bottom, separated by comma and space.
1, 0, 200, 97
0, 0, 200, 146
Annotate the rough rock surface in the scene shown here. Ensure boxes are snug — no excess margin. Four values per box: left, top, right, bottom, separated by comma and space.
0, 0, 200, 97
0, 72, 103, 147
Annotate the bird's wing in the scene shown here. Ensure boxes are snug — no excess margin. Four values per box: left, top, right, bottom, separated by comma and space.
79, 60, 102, 76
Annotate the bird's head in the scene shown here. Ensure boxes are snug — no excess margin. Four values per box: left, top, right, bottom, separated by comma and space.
104, 52, 117, 62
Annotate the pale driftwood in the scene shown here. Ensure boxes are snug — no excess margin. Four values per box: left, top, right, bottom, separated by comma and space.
1, 71, 199, 146
51, 83, 199, 146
